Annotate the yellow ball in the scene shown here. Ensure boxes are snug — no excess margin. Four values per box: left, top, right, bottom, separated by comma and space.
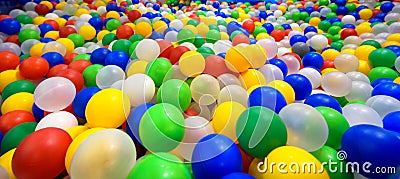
340, 48, 355, 55
94, 0, 106, 7
125, 23, 135, 29
359, 9, 373, 20
74, 8, 90, 16
183, 25, 198, 34
66, 125, 89, 140
321, 68, 339, 77
225, 46, 251, 73
196, 23, 209, 37
1, 92, 34, 114
96, 30, 110, 41
54, 18, 67, 28
106, 11, 120, 19
309, 17, 321, 26
135, 22, 152, 37
40, 1, 53, 9
239, 69, 267, 90
44, 31, 60, 40
33, 16, 46, 25
220, 32, 229, 40
179, 51, 205, 77
153, 20, 168, 34
267, 80, 295, 104
355, 45, 376, 61
256, 32, 270, 40
126, 60, 149, 76
244, 44, 267, 69
357, 60, 371, 75
261, 146, 329, 179
29, 43, 45, 57
321, 49, 340, 60
165, 14, 175, 21
0, 70, 24, 92
65, 128, 104, 174
0, 148, 16, 179
355, 25, 372, 35
78, 25, 96, 40
56, 38, 75, 53
394, 77, 400, 84
211, 101, 246, 141
382, 41, 400, 47
85, 88, 130, 128
278, 6, 286, 13
55, 2, 67, 10
387, 33, 400, 42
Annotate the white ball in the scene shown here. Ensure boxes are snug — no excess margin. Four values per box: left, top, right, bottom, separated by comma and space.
309, 35, 328, 50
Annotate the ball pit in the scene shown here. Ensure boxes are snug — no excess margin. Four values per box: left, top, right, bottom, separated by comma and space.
0, 0, 399, 178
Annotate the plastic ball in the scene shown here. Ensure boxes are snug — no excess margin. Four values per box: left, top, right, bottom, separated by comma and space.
383, 111, 400, 133
212, 101, 246, 141
217, 85, 248, 107
190, 74, 220, 105
78, 25, 96, 40
72, 87, 101, 119
236, 106, 287, 158
366, 95, 400, 117
145, 58, 173, 87
1, 122, 35, 155
0, 51, 20, 73
95, 65, 125, 89
309, 34, 328, 50
179, 51, 205, 77
0, 18, 21, 35
41, 52, 65, 67
342, 104, 383, 127
35, 111, 78, 131
123, 74, 156, 107
279, 103, 329, 152
280, 54, 300, 74
135, 39, 160, 62
368, 48, 397, 67
105, 51, 129, 70
334, 54, 359, 73
302, 52, 324, 69
139, 103, 185, 152
304, 94, 342, 113
157, 79, 190, 111
284, 74, 312, 101
368, 67, 399, 83
19, 56, 49, 80
18, 29, 40, 43
321, 72, 352, 97
34, 77, 75, 112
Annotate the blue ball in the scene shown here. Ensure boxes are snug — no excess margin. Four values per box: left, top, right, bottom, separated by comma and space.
372, 82, 400, 101
262, 23, 274, 34
89, 17, 103, 30
349, 12, 360, 20
369, 18, 383, 23
248, 86, 287, 113
163, 27, 177, 36
149, 31, 164, 40
249, 38, 257, 44
127, 103, 154, 144
105, 50, 129, 69
106, 3, 118, 11
192, 134, 242, 179
342, 24, 356, 29
305, 7, 314, 14
304, 26, 317, 34
336, 6, 348, 15
259, 11, 267, 19
341, 124, 400, 179
218, 52, 226, 58
268, 59, 288, 77
212, 2, 220, 8
380, 2, 394, 13
356, 5, 369, 12
222, 173, 255, 179
335, 0, 346, 6
302, 52, 324, 69
371, 78, 393, 87
153, 4, 160, 11
374, 12, 387, 20
72, 87, 101, 119
41, 52, 65, 67
386, 45, 400, 57
281, 24, 291, 30
32, 103, 44, 122
284, 74, 312, 100
304, 94, 342, 113
38, 24, 54, 37
90, 48, 111, 65
40, 38, 55, 43
383, 111, 400, 133
289, 35, 307, 46
0, 18, 21, 35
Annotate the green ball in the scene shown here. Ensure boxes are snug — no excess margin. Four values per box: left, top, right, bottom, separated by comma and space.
20, 54, 30, 61
283, 14, 290, 20
145, 58, 173, 87
230, 30, 244, 40
1, 122, 37, 154
318, 21, 331, 31
18, 29, 40, 43
83, 64, 104, 87
319, 0, 329, 6
332, 22, 344, 28
102, 33, 117, 46
236, 106, 287, 158
311, 146, 353, 179
332, 34, 341, 42
300, 12, 309, 20
315, 107, 350, 150
106, 19, 122, 31
177, 29, 195, 44
139, 104, 185, 152
368, 67, 399, 83
208, 24, 219, 31
186, 19, 200, 27
334, 96, 349, 107
90, 12, 100, 17
112, 39, 132, 54
127, 153, 191, 179
16, 14, 33, 24
2, 80, 36, 101
157, 79, 191, 111
244, 8, 250, 14
206, 29, 221, 43
368, 48, 396, 67
361, 40, 382, 49
346, 3, 356, 12
231, 11, 239, 19
217, 20, 227, 26
197, 46, 215, 58
330, 41, 344, 51
291, 11, 301, 21
73, 54, 91, 61
128, 41, 140, 58
328, 26, 341, 35
253, 26, 266, 37
185, 77, 194, 86
327, 3, 338, 12
326, 12, 337, 19
67, 34, 85, 47
346, 100, 366, 105
193, 35, 205, 48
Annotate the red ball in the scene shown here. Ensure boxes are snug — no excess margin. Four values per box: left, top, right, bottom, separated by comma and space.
340, 28, 358, 40
372, 9, 380, 18
0, 110, 36, 135
68, 60, 92, 73
64, 52, 78, 65
127, 10, 141, 22
156, 40, 174, 58
83, 0, 93, 3
238, 145, 253, 173
5, 35, 21, 45
12, 128, 72, 179
232, 34, 250, 46
322, 59, 335, 70
59, 26, 77, 38
19, 57, 50, 80
270, 29, 285, 42
0, 51, 20, 72
203, 55, 232, 77
0, 15, 12, 21
48, 64, 68, 78
116, 25, 134, 39
44, 20, 60, 31
65, 20, 76, 26
55, 69, 84, 92
169, 46, 190, 65
242, 20, 255, 33
34, 4, 50, 15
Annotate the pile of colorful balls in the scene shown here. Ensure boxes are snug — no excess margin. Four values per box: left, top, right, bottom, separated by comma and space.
0, 0, 399, 178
